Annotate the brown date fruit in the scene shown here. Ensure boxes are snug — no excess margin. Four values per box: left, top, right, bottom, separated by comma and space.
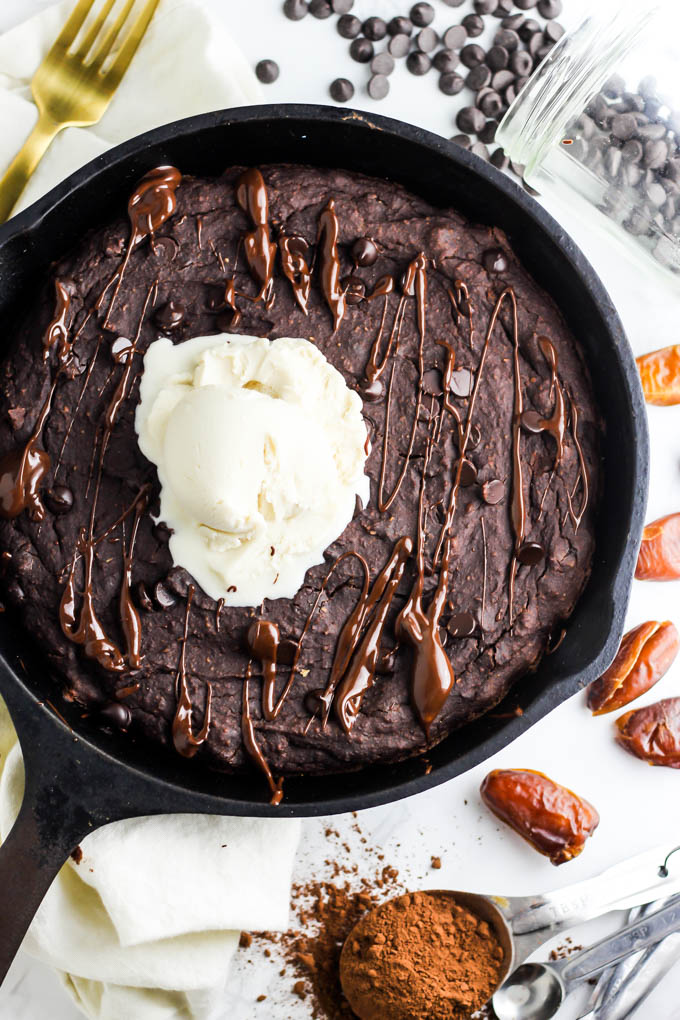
480, 768, 600, 866
616, 697, 680, 768
636, 344, 680, 405
635, 513, 680, 581
587, 620, 679, 715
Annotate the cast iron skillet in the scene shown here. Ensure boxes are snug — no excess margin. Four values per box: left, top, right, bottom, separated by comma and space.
0, 105, 648, 981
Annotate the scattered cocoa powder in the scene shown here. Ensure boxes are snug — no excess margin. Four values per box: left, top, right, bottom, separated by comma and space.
339, 891, 505, 1020
70, 846, 83, 865
239, 932, 253, 949
431, 856, 442, 870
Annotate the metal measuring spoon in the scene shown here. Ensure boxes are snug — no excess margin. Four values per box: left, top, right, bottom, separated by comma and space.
338, 844, 680, 1015
492, 894, 680, 1020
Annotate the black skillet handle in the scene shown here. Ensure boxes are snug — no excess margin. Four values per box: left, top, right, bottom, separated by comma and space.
0, 681, 121, 985
0, 783, 89, 984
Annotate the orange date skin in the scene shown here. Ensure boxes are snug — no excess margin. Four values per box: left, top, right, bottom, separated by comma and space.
587, 620, 679, 715
636, 344, 680, 406
636, 514, 680, 581
480, 768, 599, 866
617, 697, 680, 768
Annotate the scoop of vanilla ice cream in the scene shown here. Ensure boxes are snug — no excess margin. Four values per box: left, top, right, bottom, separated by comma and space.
135, 334, 370, 606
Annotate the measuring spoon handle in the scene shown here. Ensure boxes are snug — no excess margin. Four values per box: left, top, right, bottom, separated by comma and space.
506, 843, 680, 936
594, 930, 680, 1020
560, 894, 680, 986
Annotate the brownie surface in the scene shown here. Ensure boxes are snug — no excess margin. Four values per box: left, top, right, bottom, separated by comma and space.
0, 164, 600, 781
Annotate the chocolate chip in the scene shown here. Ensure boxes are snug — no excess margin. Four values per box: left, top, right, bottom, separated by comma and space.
504, 83, 518, 106
255, 59, 279, 84
331, 0, 353, 10
468, 426, 483, 450
45, 485, 74, 514
352, 237, 379, 266
337, 13, 361, 37
470, 141, 490, 160
509, 50, 533, 76
330, 77, 354, 102
517, 541, 546, 566
521, 409, 544, 432
486, 45, 509, 70
482, 479, 505, 504
342, 276, 366, 303
443, 24, 467, 50
479, 91, 503, 118
611, 112, 637, 141
153, 582, 176, 610
493, 0, 514, 15
490, 147, 509, 170
460, 43, 486, 68
283, 0, 308, 19
416, 27, 438, 52
519, 17, 540, 41
502, 14, 525, 30
642, 139, 668, 170
309, 0, 332, 16
449, 366, 474, 397
388, 34, 411, 57
350, 37, 374, 63
304, 689, 327, 716
447, 612, 477, 637
363, 16, 387, 40
537, 0, 561, 16
491, 69, 514, 91
474, 0, 498, 11
135, 581, 154, 612
99, 702, 132, 729
111, 336, 133, 363
440, 72, 465, 95
544, 20, 564, 44
410, 3, 434, 27
371, 51, 395, 75
494, 28, 519, 52
457, 107, 485, 135
450, 133, 472, 149
482, 247, 508, 273
433, 49, 459, 72
368, 72, 390, 100
462, 14, 484, 37
467, 64, 491, 91
515, 0, 537, 7
479, 120, 498, 145
155, 300, 184, 330
361, 379, 384, 401
388, 15, 412, 36
458, 458, 478, 486
442, 0, 465, 5
407, 51, 431, 75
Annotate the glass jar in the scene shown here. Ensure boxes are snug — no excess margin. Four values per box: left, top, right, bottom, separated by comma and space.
496, 1, 680, 281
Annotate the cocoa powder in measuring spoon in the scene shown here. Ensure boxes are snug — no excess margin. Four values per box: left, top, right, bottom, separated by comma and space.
339, 890, 505, 1020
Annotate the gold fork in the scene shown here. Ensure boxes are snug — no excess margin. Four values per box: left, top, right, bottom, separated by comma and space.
0, 0, 161, 223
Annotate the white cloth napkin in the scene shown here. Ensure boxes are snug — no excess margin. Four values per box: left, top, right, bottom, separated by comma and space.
0, 4, 300, 1020
0, 0, 263, 213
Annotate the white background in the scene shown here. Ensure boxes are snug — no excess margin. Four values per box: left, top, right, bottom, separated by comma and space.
1, 1, 680, 1018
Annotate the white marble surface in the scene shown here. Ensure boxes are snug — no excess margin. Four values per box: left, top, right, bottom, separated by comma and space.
2, 0, 680, 1017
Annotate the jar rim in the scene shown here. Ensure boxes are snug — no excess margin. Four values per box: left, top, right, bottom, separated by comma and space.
497, 4, 661, 182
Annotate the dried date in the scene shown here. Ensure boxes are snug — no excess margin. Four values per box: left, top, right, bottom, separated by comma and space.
587, 620, 679, 715
636, 513, 680, 581
480, 768, 599, 866
616, 697, 680, 768
637, 344, 680, 405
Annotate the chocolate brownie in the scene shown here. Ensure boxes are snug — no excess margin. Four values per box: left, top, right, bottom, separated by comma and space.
0, 164, 599, 796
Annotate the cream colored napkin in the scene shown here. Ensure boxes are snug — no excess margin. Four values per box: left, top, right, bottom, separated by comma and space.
0, 4, 299, 1020
0, 0, 263, 213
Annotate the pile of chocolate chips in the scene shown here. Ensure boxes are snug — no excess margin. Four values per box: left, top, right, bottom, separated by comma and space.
565, 75, 680, 267
273, 0, 566, 174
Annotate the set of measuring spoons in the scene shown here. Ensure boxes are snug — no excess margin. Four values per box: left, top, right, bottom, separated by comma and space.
340, 843, 680, 1018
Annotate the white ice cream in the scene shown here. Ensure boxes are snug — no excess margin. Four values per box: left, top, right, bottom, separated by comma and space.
135, 334, 370, 606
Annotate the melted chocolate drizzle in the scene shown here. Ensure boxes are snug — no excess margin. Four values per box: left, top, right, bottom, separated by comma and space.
279, 233, 311, 313
100, 166, 181, 328
0, 378, 56, 521
316, 199, 346, 332
43, 279, 73, 364
236, 168, 277, 303
172, 585, 212, 757
242, 664, 284, 805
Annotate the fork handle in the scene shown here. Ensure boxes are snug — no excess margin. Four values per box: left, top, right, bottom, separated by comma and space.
0, 112, 61, 223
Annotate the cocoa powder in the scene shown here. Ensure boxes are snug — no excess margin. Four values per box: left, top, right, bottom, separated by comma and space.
339, 891, 505, 1020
